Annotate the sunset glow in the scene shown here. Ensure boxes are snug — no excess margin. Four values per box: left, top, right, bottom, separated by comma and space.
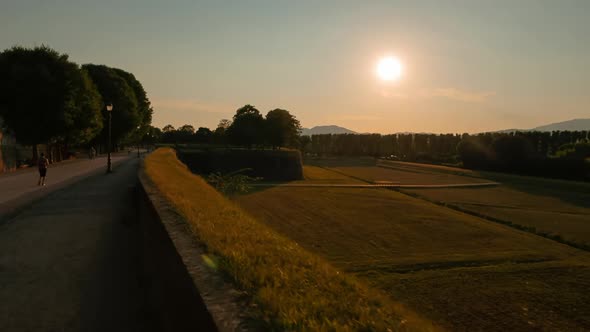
376, 56, 402, 81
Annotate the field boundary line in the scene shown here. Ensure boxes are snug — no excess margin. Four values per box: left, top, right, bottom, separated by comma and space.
251, 182, 500, 189
398, 190, 590, 252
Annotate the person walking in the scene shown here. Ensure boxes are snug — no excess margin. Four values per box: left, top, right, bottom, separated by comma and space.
37, 153, 49, 186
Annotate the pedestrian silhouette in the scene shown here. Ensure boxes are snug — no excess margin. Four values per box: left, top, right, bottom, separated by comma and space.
38, 153, 49, 186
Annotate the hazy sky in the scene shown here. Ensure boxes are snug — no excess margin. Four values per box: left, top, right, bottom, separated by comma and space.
1, 0, 589, 133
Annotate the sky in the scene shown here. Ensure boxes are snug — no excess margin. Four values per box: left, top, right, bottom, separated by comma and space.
1, 0, 589, 134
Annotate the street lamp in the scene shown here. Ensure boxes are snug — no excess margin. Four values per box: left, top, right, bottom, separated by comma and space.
106, 104, 113, 173
137, 125, 141, 158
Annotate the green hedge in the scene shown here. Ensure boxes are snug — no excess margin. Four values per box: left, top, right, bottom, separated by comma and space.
178, 148, 303, 181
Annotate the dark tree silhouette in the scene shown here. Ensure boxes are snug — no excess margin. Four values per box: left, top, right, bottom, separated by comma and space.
456, 137, 491, 169
0, 46, 102, 160
491, 135, 536, 170
162, 124, 175, 133
83, 64, 140, 148
227, 104, 265, 148
265, 108, 301, 149
111, 68, 153, 143
195, 127, 213, 143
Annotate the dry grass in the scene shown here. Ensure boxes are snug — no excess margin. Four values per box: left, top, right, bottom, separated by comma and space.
301, 166, 363, 183
236, 186, 574, 270
236, 161, 590, 330
323, 159, 590, 247
144, 148, 434, 331
403, 186, 590, 246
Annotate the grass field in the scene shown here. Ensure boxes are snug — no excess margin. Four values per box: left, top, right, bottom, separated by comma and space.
144, 149, 433, 331
235, 162, 590, 330
333, 160, 590, 248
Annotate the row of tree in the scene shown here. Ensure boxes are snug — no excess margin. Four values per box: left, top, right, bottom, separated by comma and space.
0, 46, 153, 162
160, 104, 301, 149
305, 131, 589, 180
307, 131, 589, 160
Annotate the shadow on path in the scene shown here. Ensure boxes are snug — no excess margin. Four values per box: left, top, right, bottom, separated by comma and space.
0, 159, 158, 332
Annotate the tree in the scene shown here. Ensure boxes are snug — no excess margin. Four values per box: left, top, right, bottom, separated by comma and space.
214, 119, 231, 144
265, 108, 301, 149
491, 135, 535, 171
177, 124, 195, 142
457, 136, 491, 169
161, 124, 177, 143
226, 104, 265, 148
298, 134, 311, 153
0, 46, 102, 160
61, 68, 103, 147
141, 125, 162, 145
83, 64, 140, 148
111, 68, 153, 143
195, 127, 213, 143
178, 124, 195, 134
162, 124, 175, 133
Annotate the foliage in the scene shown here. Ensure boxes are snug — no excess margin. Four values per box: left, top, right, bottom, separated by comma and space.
0, 46, 103, 154
83, 64, 140, 146
265, 108, 301, 148
141, 125, 162, 145
491, 135, 536, 169
206, 168, 260, 195
456, 137, 491, 169
555, 141, 590, 160
144, 148, 432, 331
111, 68, 154, 143
226, 104, 265, 148
61, 68, 104, 145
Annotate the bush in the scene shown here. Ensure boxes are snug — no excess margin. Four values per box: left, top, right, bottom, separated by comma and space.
206, 168, 260, 195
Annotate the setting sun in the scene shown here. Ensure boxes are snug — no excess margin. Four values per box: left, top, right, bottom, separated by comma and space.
376, 56, 402, 81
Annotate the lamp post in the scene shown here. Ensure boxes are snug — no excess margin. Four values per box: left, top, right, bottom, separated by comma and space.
106, 104, 113, 173
137, 125, 141, 158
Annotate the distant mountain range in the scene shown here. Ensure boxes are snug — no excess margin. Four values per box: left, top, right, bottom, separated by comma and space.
496, 118, 590, 133
301, 125, 356, 136
301, 119, 590, 136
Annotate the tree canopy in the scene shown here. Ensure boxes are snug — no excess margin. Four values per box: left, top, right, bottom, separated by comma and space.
265, 108, 301, 148
0, 46, 103, 158
226, 104, 265, 148
83, 64, 140, 146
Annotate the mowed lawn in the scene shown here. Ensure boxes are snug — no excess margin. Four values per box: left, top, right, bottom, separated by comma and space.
346, 160, 590, 247
235, 165, 590, 330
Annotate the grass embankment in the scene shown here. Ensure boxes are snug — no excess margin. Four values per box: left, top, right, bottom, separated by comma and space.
144, 148, 432, 331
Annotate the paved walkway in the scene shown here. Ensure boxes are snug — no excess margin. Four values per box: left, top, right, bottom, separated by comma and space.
0, 158, 156, 331
0, 155, 129, 210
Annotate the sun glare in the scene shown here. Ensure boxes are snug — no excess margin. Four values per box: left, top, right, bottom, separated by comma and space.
376, 56, 402, 81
